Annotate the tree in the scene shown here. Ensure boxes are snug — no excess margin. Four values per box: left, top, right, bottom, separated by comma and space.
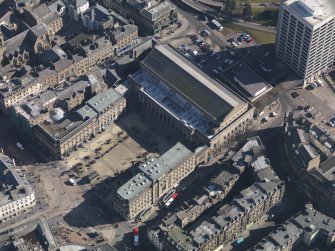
242, 3, 252, 18
225, 0, 236, 13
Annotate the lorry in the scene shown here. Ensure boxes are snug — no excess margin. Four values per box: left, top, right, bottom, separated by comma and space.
211, 19, 223, 31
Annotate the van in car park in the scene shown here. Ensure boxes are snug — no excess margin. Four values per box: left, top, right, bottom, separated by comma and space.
69, 178, 77, 186
231, 41, 238, 47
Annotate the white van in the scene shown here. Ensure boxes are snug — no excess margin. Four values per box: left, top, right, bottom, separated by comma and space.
316, 79, 323, 86
69, 178, 77, 186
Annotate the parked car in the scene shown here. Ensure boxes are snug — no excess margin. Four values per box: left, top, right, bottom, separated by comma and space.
291, 91, 299, 98
304, 105, 313, 112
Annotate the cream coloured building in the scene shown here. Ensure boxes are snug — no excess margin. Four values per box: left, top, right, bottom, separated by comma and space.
112, 142, 196, 220
0, 154, 36, 223
34, 88, 126, 159
130, 45, 254, 160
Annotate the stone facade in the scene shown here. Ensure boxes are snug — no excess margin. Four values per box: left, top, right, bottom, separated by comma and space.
112, 143, 196, 220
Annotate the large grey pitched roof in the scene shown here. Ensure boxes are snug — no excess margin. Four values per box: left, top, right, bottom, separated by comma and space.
141, 45, 244, 121
3, 23, 48, 55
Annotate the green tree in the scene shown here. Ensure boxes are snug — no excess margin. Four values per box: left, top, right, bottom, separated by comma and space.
225, 0, 236, 13
242, 3, 252, 18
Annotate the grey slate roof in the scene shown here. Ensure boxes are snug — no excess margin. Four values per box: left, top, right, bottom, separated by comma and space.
117, 142, 192, 201
141, 45, 244, 121
86, 88, 123, 113
138, 142, 192, 183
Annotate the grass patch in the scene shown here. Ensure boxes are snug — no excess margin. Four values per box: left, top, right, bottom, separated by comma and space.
251, 7, 279, 26
223, 21, 276, 44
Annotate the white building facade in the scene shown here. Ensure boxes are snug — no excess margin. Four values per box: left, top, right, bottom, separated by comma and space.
0, 155, 37, 223
275, 0, 335, 87
0, 189, 36, 222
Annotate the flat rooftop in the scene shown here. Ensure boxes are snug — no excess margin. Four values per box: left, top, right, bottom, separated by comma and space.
285, 0, 335, 27
141, 45, 244, 121
37, 108, 95, 141
233, 64, 270, 97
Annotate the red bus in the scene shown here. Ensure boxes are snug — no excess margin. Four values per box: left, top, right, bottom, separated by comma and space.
164, 193, 178, 208
133, 227, 139, 246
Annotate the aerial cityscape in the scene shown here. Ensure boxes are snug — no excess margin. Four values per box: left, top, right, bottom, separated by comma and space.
0, 0, 334, 250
